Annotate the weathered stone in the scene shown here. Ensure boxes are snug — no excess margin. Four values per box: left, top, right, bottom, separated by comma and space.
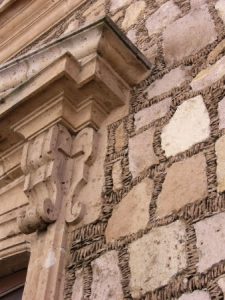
156, 153, 208, 218
143, 44, 158, 64
194, 212, 225, 272
83, 0, 105, 22
218, 97, 225, 129
218, 276, 225, 297
72, 269, 84, 300
147, 67, 190, 99
134, 98, 172, 130
163, 6, 217, 65
215, 0, 225, 24
110, 0, 132, 13
145, 1, 181, 37
129, 128, 159, 177
191, 56, 225, 91
178, 290, 211, 300
112, 160, 123, 190
129, 221, 187, 298
207, 39, 225, 64
90, 251, 124, 300
216, 135, 225, 192
105, 178, 153, 242
122, 1, 146, 30
161, 96, 210, 157
115, 123, 126, 152
127, 29, 137, 44
111, 10, 124, 22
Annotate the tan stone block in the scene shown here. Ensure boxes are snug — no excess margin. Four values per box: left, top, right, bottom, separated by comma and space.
72, 269, 84, 300
216, 135, 225, 192
156, 153, 208, 218
110, 0, 132, 13
129, 221, 187, 298
143, 44, 158, 64
218, 97, 225, 130
112, 160, 123, 190
127, 29, 137, 44
105, 178, 153, 242
122, 1, 146, 30
129, 128, 159, 177
90, 251, 124, 300
218, 276, 225, 297
178, 291, 211, 300
115, 123, 127, 152
83, 0, 106, 22
194, 212, 225, 272
215, 0, 225, 24
161, 95, 210, 157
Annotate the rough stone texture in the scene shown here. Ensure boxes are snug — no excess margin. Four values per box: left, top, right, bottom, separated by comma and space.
143, 44, 158, 64
83, 0, 106, 22
191, 56, 225, 91
145, 1, 181, 37
218, 276, 225, 297
71, 269, 84, 300
115, 123, 126, 152
105, 178, 154, 242
129, 128, 159, 177
129, 221, 187, 298
134, 97, 172, 130
90, 251, 124, 300
215, 135, 225, 192
127, 29, 137, 44
163, 6, 217, 65
110, 0, 132, 13
218, 97, 225, 129
122, 1, 146, 30
161, 96, 210, 157
112, 160, 123, 190
194, 212, 225, 272
178, 290, 211, 300
147, 67, 190, 99
156, 153, 208, 218
215, 0, 225, 24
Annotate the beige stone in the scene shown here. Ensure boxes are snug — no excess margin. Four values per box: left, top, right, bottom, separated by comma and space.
178, 291, 211, 300
129, 128, 159, 177
218, 276, 225, 297
194, 212, 225, 272
112, 160, 123, 190
161, 96, 210, 157
127, 29, 137, 44
147, 67, 190, 99
110, 0, 132, 13
105, 178, 153, 242
72, 269, 84, 300
216, 135, 225, 192
129, 221, 187, 298
191, 56, 225, 91
122, 1, 146, 30
115, 123, 127, 152
134, 97, 171, 130
216, 0, 225, 24
163, 6, 217, 65
156, 153, 208, 218
145, 1, 181, 36
218, 97, 225, 129
90, 251, 124, 300
83, 0, 106, 22
143, 44, 158, 64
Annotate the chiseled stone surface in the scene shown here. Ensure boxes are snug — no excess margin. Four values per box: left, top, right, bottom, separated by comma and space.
134, 97, 172, 130
218, 97, 225, 129
191, 56, 225, 91
163, 6, 217, 65
194, 212, 225, 272
218, 276, 225, 297
83, 0, 105, 22
178, 290, 211, 300
156, 153, 208, 218
216, 0, 225, 24
112, 160, 123, 190
105, 178, 154, 242
110, 0, 132, 13
145, 1, 181, 37
122, 1, 146, 30
115, 123, 126, 152
129, 221, 187, 298
129, 128, 159, 177
215, 135, 225, 192
90, 251, 124, 300
71, 269, 84, 300
147, 67, 190, 99
161, 96, 210, 157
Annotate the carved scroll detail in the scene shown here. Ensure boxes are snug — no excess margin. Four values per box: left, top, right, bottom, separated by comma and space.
65, 127, 97, 224
18, 124, 72, 234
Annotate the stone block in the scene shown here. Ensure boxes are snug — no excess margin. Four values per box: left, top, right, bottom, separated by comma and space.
105, 178, 153, 242
72, 269, 84, 300
218, 276, 225, 297
163, 6, 217, 65
147, 67, 190, 99
215, 0, 225, 24
115, 123, 127, 152
216, 135, 225, 192
127, 29, 137, 44
129, 128, 159, 177
83, 0, 106, 22
122, 1, 146, 30
112, 160, 123, 190
145, 1, 181, 37
90, 251, 124, 300
143, 44, 158, 64
110, 0, 132, 13
218, 97, 225, 129
129, 221, 187, 298
178, 290, 211, 300
191, 56, 225, 91
194, 212, 225, 272
156, 153, 208, 218
161, 95, 210, 157
134, 98, 172, 130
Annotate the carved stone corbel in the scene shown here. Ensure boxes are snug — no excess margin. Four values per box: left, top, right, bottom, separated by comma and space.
17, 124, 72, 234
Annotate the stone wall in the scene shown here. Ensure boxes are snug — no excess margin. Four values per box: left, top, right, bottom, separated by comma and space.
26, 0, 225, 299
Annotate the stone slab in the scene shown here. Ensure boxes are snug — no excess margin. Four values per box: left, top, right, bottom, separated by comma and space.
215, 135, 225, 192
122, 1, 146, 30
